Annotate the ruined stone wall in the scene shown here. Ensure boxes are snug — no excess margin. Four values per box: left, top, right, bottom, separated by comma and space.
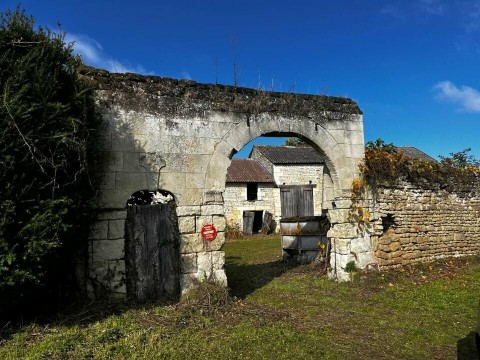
79, 66, 366, 293
369, 183, 480, 267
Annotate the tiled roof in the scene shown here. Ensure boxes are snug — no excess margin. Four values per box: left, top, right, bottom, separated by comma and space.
226, 159, 275, 183
397, 147, 437, 162
252, 145, 324, 164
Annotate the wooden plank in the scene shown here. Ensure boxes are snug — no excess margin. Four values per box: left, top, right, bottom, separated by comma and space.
300, 188, 314, 216
280, 188, 297, 218
260, 211, 273, 235
125, 203, 180, 302
243, 211, 254, 235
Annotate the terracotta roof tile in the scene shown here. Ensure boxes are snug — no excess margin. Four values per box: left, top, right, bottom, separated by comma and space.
226, 159, 275, 183
253, 145, 324, 164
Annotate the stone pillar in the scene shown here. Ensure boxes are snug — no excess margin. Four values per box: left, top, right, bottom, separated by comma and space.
327, 198, 375, 281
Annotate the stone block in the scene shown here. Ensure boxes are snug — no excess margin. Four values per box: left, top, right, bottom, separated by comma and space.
180, 253, 197, 273
176, 188, 203, 206
178, 216, 196, 234
204, 190, 224, 204
184, 137, 217, 155
388, 241, 401, 252
197, 251, 225, 276
211, 270, 228, 286
331, 238, 351, 255
111, 132, 137, 152
180, 233, 204, 254
350, 236, 371, 254
97, 189, 132, 210
176, 206, 202, 216
331, 199, 353, 209
98, 210, 127, 221
185, 173, 206, 189
196, 215, 213, 231
328, 223, 358, 239
346, 130, 364, 145
356, 252, 376, 269
99, 172, 116, 190
201, 204, 225, 216
123, 152, 146, 172
89, 221, 108, 240
116, 172, 159, 191
108, 219, 125, 239
213, 215, 227, 232
92, 239, 124, 262
180, 273, 200, 295
161, 118, 187, 137
158, 172, 186, 192
327, 209, 351, 224
161, 153, 184, 173
105, 151, 124, 172
205, 232, 225, 251
184, 154, 211, 174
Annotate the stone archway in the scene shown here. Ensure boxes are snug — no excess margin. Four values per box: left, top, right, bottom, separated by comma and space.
81, 67, 373, 296
204, 114, 369, 283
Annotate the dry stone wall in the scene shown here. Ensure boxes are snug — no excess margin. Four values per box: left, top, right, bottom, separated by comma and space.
369, 182, 480, 267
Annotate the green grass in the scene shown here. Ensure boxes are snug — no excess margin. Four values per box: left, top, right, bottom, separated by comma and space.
1, 235, 479, 359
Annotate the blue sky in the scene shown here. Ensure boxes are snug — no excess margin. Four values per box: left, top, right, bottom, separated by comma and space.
3, 0, 480, 159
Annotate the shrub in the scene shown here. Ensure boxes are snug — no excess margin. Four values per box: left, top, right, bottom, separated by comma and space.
362, 139, 479, 194
0, 7, 99, 318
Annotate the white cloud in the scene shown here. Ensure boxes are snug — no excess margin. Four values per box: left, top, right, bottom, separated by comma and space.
64, 33, 154, 75
434, 81, 480, 112
180, 71, 192, 80
464, 0, 480, 32
380, 4, 406, 20
418, 0, 445, 15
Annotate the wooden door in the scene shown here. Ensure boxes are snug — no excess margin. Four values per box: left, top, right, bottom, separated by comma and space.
243, 211, 254, 235
280, 186, 314, 218
125, 203, 180, 302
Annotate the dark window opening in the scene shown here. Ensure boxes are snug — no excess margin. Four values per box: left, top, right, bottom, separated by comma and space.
247, 183, 258, 201
381, 214, 396, 234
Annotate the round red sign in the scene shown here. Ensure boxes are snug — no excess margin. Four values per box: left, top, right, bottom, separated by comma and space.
201, 224, 217, 241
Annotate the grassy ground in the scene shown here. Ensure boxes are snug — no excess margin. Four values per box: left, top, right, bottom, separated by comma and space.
1, 235, 479, 359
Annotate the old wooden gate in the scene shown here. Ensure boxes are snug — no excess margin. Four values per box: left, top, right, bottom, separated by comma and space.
125, 203, 180, 302
280, 185, 314, 218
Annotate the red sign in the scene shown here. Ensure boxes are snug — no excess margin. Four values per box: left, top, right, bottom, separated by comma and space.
201, 224, 217, 241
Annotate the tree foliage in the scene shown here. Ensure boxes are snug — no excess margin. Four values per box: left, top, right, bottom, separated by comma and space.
284, 137, 309, 147
361, 139, 479, 194
0, 7, 99, 316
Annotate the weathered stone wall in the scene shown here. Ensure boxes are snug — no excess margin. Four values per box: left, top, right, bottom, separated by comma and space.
79, 66, 366, 294
224, 183, 277, 230
369, 182, 480, 267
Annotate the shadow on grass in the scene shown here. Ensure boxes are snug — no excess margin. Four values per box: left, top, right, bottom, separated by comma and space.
225, 256, 300, 298
457, 331, 479, 360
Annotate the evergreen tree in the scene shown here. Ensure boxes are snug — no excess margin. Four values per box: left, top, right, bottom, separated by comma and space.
0, 7, 98, 318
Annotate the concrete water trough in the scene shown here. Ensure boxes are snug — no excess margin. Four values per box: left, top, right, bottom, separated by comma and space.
280, 216, 330, 263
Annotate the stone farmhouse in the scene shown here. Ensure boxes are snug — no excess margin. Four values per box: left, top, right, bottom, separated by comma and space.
224, 145, 332, 234
224, 145, 436, 235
